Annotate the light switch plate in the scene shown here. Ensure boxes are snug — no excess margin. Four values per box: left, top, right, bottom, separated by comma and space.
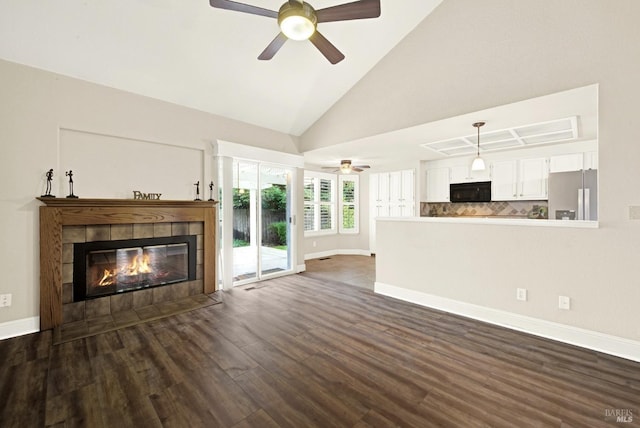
559, 295, 571, 310
516, 288, 527, 301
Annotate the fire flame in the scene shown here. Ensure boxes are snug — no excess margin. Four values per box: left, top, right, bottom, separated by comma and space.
124, 254, 152, 275
97, 254, 152, 286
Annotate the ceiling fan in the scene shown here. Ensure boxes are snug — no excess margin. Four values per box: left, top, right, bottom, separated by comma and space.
323, 159, 371, 174
209, 0, 381, 64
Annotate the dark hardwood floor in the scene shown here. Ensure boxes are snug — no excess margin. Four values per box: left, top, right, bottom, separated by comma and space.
1, 272, 639, 427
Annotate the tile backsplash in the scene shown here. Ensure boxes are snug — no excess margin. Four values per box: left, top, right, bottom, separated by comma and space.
421, 201, 549, 219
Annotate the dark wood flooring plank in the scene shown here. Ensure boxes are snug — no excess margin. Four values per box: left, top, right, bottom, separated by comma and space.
235, 350, 368, 426
298, 351, 435, 428
1, 266, 640, 427
44, 383, 105, 427
181, 320, 259, 379
0, 357, 49, 428
231, 409, 280, 428
149, 385, 218, 428
46, 339, 95, 398
235, 364, 361, 427
162, 342, 259, 427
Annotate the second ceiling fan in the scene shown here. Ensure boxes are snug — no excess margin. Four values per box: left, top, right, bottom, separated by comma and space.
209, 0, 381, 64
323, 160, 370, 174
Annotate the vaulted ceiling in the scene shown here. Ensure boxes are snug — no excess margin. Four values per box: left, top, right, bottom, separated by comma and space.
0, 0, 442, 136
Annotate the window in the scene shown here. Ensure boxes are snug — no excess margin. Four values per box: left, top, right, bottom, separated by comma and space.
304, 172, 336, 235
339, 175, 359, 233
303, 171, 360, 235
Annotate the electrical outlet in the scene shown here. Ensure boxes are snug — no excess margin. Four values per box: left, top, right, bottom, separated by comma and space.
312, 241, 317, 248
516, 288, 527, 301
629, 206, 640, 220
558, 295, 571, 310
0, 294, 11, 308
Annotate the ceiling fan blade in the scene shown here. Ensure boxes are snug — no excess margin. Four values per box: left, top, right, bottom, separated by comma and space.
353, 165, 371, 169
258, 32, 288, 60
309, 31, 345, 64
321, 167, 340, 172
352, 167, 364, 172
316, 0, 381, 23
209, 0, 278, 19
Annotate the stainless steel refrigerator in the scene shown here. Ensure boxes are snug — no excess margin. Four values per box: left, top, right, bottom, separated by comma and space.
548, 170, 598, 221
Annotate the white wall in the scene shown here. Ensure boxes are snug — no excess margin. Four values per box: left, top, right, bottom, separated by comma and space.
300, 1, 640, 347
0, 59, 299, 331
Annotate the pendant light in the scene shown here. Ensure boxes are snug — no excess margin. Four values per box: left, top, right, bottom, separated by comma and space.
471, 121, 486, 171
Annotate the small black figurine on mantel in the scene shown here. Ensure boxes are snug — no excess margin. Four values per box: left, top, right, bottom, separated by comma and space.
41, 169, 55, 198
65, 170, 78, 198
194, 181, 201, 201
208, 181, 215, 201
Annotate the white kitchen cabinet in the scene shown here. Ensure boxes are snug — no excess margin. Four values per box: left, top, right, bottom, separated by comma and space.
401, 169, 415, 215
451, 163, 491, 183
491, 158, 548, 200
491, 161, 518, 200
450, 165, 470, 184
549, 153, 583, 173
369, 173, 387, 254
388, 170, 415, 216
370, 170, 415, 252
519, 158, 548, 199
370, 173, 390, 218
426, 167, 450, 202
388, 171, 402, 216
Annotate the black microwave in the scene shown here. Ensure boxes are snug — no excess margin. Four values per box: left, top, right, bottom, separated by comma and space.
449, 181, 491, 203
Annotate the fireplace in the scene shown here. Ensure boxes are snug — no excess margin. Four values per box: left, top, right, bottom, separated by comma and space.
37, 198, 217, 330
73, 235, 197, 301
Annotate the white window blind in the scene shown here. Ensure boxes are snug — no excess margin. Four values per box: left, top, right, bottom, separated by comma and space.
304, 172, 336, 235
339, 175, 359, 233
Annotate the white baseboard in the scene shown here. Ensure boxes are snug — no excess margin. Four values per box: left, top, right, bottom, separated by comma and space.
0, 316, 40, 341
305, 249, 372, 260
296, 264, 306, 273
375, 282, 640, 363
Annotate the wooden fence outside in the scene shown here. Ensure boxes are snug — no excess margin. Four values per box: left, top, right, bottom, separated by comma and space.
233, 208, 287, 245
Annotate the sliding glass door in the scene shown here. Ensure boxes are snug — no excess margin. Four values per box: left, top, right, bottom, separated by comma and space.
231, 160, 292, 284
259, 164, 291, 276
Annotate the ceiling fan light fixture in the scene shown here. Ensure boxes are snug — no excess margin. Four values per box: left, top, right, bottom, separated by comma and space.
340, 162, 352, 174
278, 2, 317, 41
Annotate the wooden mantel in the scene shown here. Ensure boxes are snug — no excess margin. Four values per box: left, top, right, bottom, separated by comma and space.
37, 198, 218, 330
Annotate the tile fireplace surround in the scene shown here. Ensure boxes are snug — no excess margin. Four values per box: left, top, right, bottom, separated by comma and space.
37, 198, 217, 330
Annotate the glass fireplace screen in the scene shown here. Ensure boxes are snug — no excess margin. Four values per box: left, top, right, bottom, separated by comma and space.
74, 235, 197, 300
